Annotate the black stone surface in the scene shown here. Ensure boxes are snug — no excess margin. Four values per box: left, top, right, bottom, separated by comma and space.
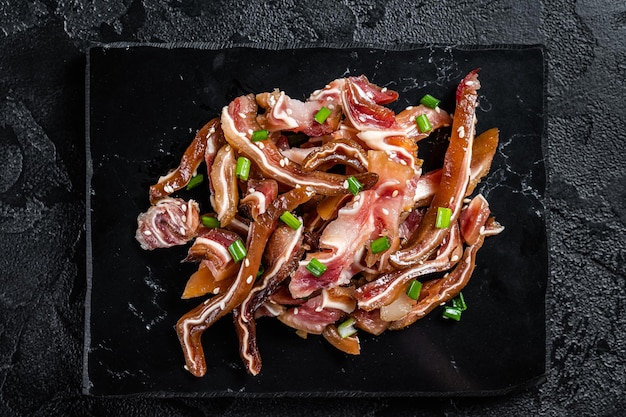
86, 45, 546, 397
1, 0, 625, 416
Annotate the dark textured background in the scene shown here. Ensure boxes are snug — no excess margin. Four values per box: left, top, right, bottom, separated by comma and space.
0, 0, 624, 416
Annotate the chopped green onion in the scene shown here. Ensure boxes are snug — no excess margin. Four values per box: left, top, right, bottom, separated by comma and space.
337, 317, 358, 338
406, 280, 423, 300
420, 94, 441, 109
306, 258, 327, 278
228, 239, 247, 263
346, 176, 363, 195
280, 211, 302, 230
256, 264, 265, 278
236, 156, 251, 181
201, 215, 220, 228
251, 129, 269, 142
186, 174, 204, 190
435, 206, 452, 229
314, 106, 332, 124
416, 114, 432, 133
442, 306, 462, 321
370, 236, 391, 254
452, 292, 467, 311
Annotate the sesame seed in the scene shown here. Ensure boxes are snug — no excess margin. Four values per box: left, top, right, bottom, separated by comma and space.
179, 227, 186, 235
258, 142, 265, 149
181, 215, 186, 223
391, 190, 399, 198
143, 230, 152, 235
246, 275, 253, 284
457, 126, 465, 138
294, 308, 299, 315
279, 159, 285, 167
381, 87, 388, 92
405, 106, 413, 110
382, 208, 389, 215
213, 287, 220, 294
245, 258, 250, 267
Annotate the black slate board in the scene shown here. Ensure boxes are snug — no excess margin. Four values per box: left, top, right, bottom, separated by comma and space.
84, 44, 547, 397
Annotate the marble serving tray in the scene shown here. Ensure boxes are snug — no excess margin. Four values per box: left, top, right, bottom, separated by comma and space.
84, 44, 547, 397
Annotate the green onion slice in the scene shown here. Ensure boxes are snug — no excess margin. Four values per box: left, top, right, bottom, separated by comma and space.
337, 317, 358, 338
370, 236, 391, 254
442, 306, 462, 321
406, 280, 422, 300
251, 129, 269, 142
435, 206, 452, 229
452, 292, 467, 311
236, 156, 251, 181
346, 176, 363, 196
306, 258, 327, 278
314, 106, 332, 124
186, 174, 204, 190
256, 264, 265, 278
420, 94, 441, 109
416, 114, 432, 133
280, 211, 302, 230
201, 215, 220, 228
228, 239, 247, 263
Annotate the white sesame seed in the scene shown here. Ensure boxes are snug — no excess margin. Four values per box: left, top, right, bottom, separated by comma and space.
382, 208, 389, 215
213, 287, 220, 294
381, 87, 388, 92
457, 126, 465, 138
391, 190, 399, 198
181, 215, 186, 223
258, 142, 265, 149
343, 180, 349, 189
246, 275, 253, 284
294, 308, 299, 315
143, 230, 152, 235
179, 227, 186, 235
405, 106, 413, 111
279, 159, 285, 167
245, 258, 250, 267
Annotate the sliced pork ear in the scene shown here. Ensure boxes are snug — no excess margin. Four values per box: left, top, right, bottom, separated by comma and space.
209, 144, 239, 226
149, 118, 222, 204
390, 70, 481, 268
221, 94, 378, 196
176, 186, 315, 377
183, 227, 241, 279
233, 222, 305, 375
239, 179, 279, 221
342, 76, 398, 131
135, 198, 200, 250
256, 89, 342, 137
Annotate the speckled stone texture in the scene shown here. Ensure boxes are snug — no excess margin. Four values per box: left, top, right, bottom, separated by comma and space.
0, 0, 624, 416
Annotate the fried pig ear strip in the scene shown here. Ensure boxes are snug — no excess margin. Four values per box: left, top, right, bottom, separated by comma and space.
149, 118, 222, 204
390, 70, 481, 268
221, 94, 378, 196
412, 127, 500, 208
300, 138, 369, 173
233, 222, 305, 375
389, 216, 504, 330
176, 186, 315, 377
209, 144, 239, 226
135, 197, 200, 250
355, 224, 462, 312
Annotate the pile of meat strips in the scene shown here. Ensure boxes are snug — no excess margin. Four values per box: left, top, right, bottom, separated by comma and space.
136, 70, 503, 377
